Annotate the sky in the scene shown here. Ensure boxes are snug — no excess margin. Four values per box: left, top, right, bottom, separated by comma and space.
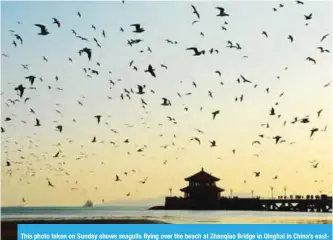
0, 0, 332, 207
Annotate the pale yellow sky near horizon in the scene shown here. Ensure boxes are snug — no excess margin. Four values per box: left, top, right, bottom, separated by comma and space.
1, 1, 332, 206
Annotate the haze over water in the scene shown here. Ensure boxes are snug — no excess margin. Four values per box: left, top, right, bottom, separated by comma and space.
1, 0, 332, 208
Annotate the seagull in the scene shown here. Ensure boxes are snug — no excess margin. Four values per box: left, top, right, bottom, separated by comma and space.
216, 7, 229, 17
186, 47, 205, 56
273, 135, 282, 144
14, 34, 23, 44
317, 109, 323, 118
312, 162, 319, 168
296, 0, 304, 4
47, 178, 55, 187
94, 115, 102, 124
252, 141, 260, 145
306, 57, 316, 64
210, 140, 216, 147
14, 85, 26, 98
317, 47, 330, 53
161, 98, 171, 106
191, 137, 201, 144
262, 31, 268, 38
115, 175, 121, 182
35, 24, 50, 35
304, 13, 312, 20
320, 33, 330, 42
35, 118, 41, 126
56, 125, 63, 133
78, 47, 92, 61
212, 110, 220, 120
144, 64, 156, 77
253, 172, 260, 177
269, 107, 275, 116
137, 85, 145, 94
131, 24, 145, 33
77, 12, 81, 18
52, 18, 60, 28
139, 177, 148, 184
191, 5, 200, 19
288, 35, 294, 42
310, 128, 319, 138
240, 75, 251, 83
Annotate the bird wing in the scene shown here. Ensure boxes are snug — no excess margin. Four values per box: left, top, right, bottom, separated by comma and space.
35, 24, 45, 30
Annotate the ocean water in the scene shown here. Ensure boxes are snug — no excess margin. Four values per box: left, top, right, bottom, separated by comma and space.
1, 206, 332, 224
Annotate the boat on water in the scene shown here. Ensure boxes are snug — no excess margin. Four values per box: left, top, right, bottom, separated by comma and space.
83, 200, 93, 207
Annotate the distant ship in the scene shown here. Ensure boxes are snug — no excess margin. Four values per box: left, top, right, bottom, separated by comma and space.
83, 200, 93, 207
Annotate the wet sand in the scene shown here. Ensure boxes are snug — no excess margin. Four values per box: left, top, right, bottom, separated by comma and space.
1, 219, 167, 240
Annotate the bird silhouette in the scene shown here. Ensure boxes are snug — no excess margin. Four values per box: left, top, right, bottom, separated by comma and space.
25, 75, 36, 86
262, 31, 268, 38
186, 47, 205, 56
320, 33, 330, 42
273, 135, 282, 144
317, 47, 330, 53
14, 34, 23, 44
161, 98, 171, 106
310, 128, 319, 138
56, 125, 63, 133
253, 172, 260, 177
78, 47, 92, 61
306, 57, 316, 64
35, 118, 41, 126
144, 64, 156, 77
15, 85, 26, 98
94, 115, 102, 124
47, 178, 55, 187
288, 35, 294, 42
317, 109, 323, 118
304, 13, 312, 20
35, 24, 50, 35
137, 85, 145, 94
210, 140, 216, 147
216, 7, 229, 17
131, 24, 145, 33
52, 18, 60, 28
269, 107, 275, 116
212, 110, 220, 120
191, 137, 201, 144
139, 177, 148, 184
191, 5, 200, 19
252, 141, 260, 145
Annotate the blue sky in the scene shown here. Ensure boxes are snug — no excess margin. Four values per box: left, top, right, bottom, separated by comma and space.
1, 1, 332, 206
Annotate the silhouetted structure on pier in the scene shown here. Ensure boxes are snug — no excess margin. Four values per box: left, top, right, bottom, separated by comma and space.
149, 168, 332, 212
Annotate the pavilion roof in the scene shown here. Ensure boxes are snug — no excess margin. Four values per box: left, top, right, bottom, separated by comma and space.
184, 168, 220, 182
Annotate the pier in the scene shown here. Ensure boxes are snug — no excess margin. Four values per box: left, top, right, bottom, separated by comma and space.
149, 168, 332, 212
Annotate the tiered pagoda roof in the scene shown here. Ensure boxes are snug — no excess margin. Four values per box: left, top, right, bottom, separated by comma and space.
184, 168, 220, 182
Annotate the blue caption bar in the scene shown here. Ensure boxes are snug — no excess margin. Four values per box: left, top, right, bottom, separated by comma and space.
18, 224, 332, 240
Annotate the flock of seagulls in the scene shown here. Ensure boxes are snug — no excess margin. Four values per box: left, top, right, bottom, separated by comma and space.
1, 1, 331, 205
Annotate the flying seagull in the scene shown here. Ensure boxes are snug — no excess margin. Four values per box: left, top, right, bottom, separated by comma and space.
186, 47, 205, 56
78, 47, 92, 61
131, 24, 145, 33
144, 64, 156, 77
191, 5, 200, 19
35, 24, 50, 35
216, 7, 229, 17
52, 18, 60, 28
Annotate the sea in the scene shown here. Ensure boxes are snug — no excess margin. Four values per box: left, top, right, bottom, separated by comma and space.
1, 206, 332, 224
